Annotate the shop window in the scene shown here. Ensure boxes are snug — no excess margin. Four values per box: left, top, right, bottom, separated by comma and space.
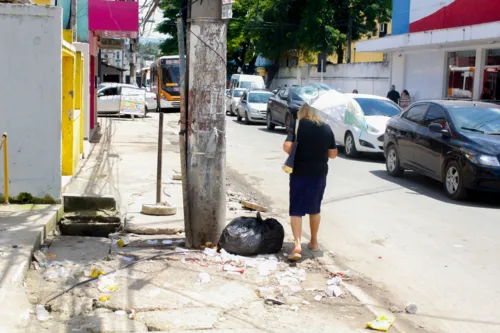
482, 49, 500, 101
446, 50, 476, 100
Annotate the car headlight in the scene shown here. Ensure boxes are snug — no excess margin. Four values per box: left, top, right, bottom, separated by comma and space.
463, 150, 500, 167
366, 124, 379, 134
250, 108, 260, 114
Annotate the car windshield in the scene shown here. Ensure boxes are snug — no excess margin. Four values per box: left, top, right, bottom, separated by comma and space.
240, 81, 264, 89
248, 92, 273, 103
449, 106, 500, 134
233, 90, 244, 97
353, 98, 401, 117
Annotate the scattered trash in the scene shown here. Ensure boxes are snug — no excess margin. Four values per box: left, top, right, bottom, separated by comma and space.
172, 174, 183, 181
327, 276, 342, 286
114, 310, 127, 316
32, 261, 40, 271
129, 309, 136, 320
314, 295, 323, 302
12, 244, 18, 249
33, 250, 48, 265
35, 304, 51, 321
146, 240, 159, 245
366, 315, 395, 332
162, 240, 173, 245
223, 265, 244, 274
117, 237, 130, 247
258, 260, 278, 276
326, 285, 343, 297
196, 272, 211, 283
219, 213, 284, 256
378, 256, 382, 259
97, 276, 119, 292
405, 302, 418, 314
241, 200, 268, 213
43, 266, 68, 281
266, 297, 285, 305
289, 305, 299, 312
98, 295, 111, 302
302, 300, 310, 305
389, 305, 403, 314
86, 267, 104, 278
48, 253, 57, 260
120, 256, 135, 265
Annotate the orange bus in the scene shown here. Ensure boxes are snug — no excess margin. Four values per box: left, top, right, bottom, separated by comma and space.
150, 56, 181, 110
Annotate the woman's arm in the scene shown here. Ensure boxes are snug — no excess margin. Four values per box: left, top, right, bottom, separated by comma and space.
328, 148, 338, 159
283, 141, 293, 155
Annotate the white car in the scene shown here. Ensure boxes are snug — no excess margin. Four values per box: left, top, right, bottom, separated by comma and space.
97, 83, 157, 114
330, 93, 402, 157
236, 89, 274, 124
226, 88, 246, 116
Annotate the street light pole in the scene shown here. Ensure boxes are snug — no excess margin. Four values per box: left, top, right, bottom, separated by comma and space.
185, 0, 227, 248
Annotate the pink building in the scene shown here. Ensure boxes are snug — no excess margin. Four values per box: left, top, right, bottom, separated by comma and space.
87, 0, 138, 133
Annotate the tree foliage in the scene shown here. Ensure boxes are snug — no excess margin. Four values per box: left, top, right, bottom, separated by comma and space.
157, 0, 391, 66
157, 0, 182, 56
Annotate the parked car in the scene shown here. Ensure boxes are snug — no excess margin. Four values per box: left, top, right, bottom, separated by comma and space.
235, 89, 274, 124
331, 94, 402, 158
97, 83, 157, 114
266, 84, 330, 132
384, 100, 500, 200
226, 88, 246, 116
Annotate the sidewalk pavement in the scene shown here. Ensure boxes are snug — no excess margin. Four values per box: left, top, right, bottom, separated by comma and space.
23, 113, 389, 332
0, 204, 62, 333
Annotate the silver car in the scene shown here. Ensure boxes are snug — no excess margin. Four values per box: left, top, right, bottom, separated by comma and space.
236, 90, 274, 124
226, 88, 246, 116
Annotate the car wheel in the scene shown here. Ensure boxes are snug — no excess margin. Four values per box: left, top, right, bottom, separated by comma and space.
236, 111, 242, 121
244, 111, 251, 125
386, 145, 404, 177
230, 106, 235, 116
344, 132, 359, 158
444, 161, 467, 200
266, 111, 275, 131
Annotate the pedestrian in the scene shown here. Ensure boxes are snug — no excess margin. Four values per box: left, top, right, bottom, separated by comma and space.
481, 83, 493, 100
387, 85, 400, 104
352, 89, 359, 94
283, 103, 338, 261
399, 89, 411, 109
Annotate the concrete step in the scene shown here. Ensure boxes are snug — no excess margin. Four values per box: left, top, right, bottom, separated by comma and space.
63, 194, 116, 212
60, 209, 121, 237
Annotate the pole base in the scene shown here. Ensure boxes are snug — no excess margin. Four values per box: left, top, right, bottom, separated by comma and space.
141, 203, 177, 216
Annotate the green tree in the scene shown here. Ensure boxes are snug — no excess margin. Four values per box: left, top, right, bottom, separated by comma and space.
157, 0, 182, 55
137, 41, 161, 59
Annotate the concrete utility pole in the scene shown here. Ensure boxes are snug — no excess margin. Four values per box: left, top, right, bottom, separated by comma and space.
185, 0, 227, 248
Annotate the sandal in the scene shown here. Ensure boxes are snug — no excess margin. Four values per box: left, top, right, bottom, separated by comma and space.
287, 252, 302, 261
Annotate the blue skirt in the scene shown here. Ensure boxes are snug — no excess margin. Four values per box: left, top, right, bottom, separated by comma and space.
289, 175, 327, 217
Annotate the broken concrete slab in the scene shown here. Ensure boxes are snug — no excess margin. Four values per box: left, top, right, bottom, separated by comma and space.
68, 312, 148, 332
125, 212, 184, 235
64, 210, 120, 223
63, 194, 116, 212
135, 308, 220, 331
49, 293, 93, 320
60, 220, 120, 238
47, 236, 111, 265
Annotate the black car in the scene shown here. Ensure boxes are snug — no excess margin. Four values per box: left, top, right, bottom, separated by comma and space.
266, 83, 331, 132
384, 100, 500, 200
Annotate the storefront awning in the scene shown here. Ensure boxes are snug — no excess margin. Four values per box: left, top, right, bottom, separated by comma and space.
357, 21, 500, 53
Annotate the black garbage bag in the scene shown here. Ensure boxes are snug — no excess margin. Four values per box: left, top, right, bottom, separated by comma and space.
219, 212, 285, 256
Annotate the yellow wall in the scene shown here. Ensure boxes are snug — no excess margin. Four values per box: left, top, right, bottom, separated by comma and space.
32, 0, 51, 5
61, 30, 84, 176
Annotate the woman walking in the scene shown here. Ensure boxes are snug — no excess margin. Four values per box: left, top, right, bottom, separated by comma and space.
283, 104, 338, 261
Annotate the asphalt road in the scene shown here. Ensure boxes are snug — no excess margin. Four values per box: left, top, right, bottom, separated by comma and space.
225, 115, 500, 333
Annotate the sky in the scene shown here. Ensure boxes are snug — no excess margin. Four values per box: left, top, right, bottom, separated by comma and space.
139, 0, 167, 40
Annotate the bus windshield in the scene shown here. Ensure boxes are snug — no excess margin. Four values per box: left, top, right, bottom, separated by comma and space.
161, 65, 180, 88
